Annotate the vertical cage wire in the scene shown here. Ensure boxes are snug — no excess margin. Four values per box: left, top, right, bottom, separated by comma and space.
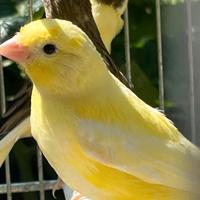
29, 0, 33, 22
155, 0, 165, 111
5, 157, 12, 200
37, 147, 45, 200
186, 0, 196, 143
0, 26, 6, 117
124, 8, 133, 88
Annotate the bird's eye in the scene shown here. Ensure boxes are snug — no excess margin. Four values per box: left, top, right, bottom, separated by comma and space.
43, 44, 57, 55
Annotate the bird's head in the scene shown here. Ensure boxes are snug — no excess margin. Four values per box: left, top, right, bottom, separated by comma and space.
0, 19, 108, 97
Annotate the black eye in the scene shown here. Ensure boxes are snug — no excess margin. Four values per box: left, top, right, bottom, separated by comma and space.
43, 44, 57, 55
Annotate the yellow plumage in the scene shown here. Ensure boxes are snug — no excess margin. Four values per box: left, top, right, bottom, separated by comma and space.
1, 19, 200, 199
91, 0, 128, 51
0, 0, 127, 170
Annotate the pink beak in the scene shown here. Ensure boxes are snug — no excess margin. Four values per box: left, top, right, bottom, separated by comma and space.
0, 35, 30, 63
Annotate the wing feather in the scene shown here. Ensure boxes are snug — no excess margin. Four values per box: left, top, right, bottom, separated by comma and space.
77, 118, 200, 194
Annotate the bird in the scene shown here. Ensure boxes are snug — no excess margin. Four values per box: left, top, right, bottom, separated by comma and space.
0, 18, 200, 200
0, 0, 128, 168
91, 0, 128, 51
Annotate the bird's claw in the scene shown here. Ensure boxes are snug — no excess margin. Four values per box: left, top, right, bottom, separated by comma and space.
52, 178, 65, 199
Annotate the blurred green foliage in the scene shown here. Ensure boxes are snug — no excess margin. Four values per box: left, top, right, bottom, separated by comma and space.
0, 0, 179, 199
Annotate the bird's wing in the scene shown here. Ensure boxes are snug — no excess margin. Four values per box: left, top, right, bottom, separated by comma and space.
78, 118, 200, 194
76, 83, 200, 194
0, 117, 31, 167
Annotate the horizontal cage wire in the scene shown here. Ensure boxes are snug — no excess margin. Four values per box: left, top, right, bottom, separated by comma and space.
1, 0, 199, 199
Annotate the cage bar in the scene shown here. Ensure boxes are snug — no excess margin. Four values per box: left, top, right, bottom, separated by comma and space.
155, 0, 165, 111
0, 181, 57, 194
186, 0, 196, 143
5, 157, 12, 200
0, 33, 6, 116
124, 8, 133, 88
37, 147, 45, 200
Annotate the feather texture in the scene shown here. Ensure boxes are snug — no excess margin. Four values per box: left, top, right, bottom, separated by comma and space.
1, 18, 200, 200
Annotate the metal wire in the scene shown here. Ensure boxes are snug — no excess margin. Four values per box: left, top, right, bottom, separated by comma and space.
186, 0, 196, 143
0, 1, 60, 200
5, 157, 12, 200
28, 0, 33, 22
0, 28, 6, 116
0, 181, 57, 194
124, 8, 133, 88
37, 147, 45, 200
155, 0, 165, 111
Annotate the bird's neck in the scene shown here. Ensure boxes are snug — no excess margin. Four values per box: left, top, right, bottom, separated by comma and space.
32, 71, 126, 120
64, 74, 129, 123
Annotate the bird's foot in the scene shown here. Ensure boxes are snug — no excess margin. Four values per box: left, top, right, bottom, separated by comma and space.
52, 177, 65, 198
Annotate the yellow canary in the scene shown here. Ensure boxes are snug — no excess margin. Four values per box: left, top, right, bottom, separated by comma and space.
0, 19, 200, 200
0, 0, 128, 169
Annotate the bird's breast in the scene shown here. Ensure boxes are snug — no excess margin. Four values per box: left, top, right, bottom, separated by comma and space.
30, 88, 196, 200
